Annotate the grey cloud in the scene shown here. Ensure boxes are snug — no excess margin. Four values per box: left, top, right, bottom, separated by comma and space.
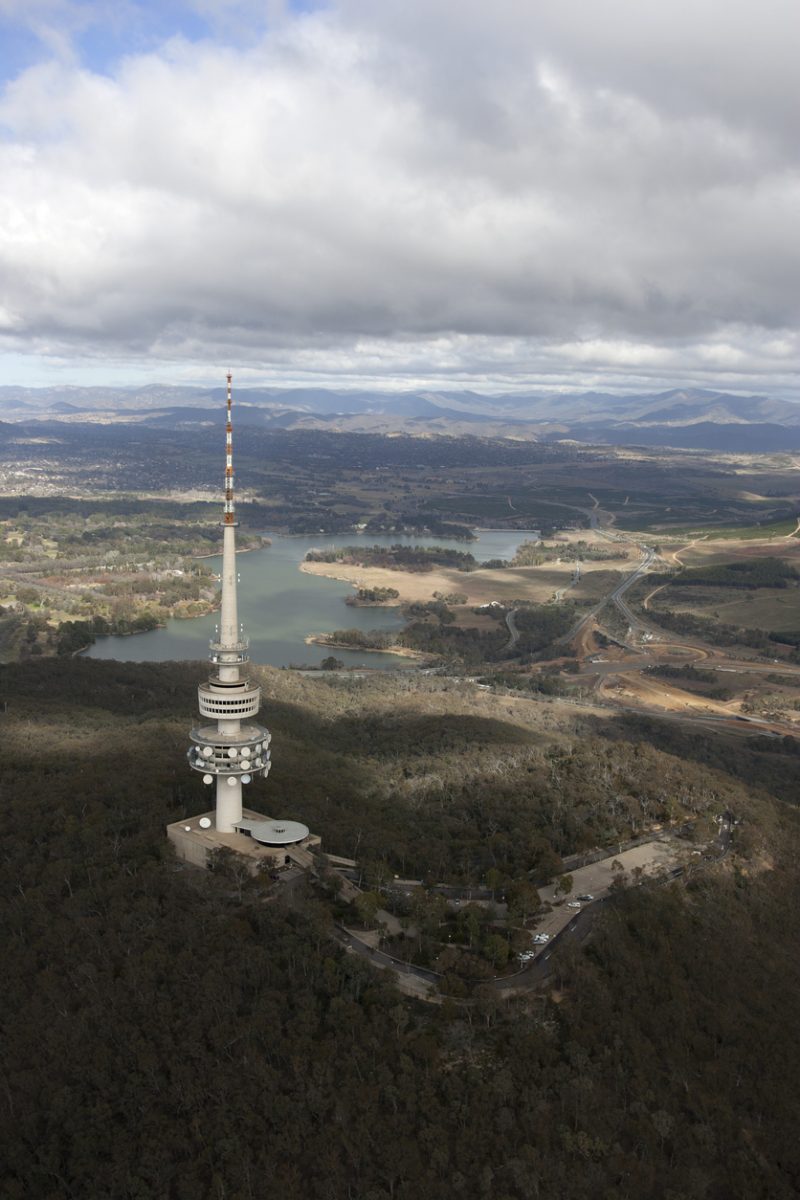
0, 0, 798, 394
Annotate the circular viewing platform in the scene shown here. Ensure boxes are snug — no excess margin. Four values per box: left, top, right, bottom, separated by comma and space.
237, 818, 310, 846
198, 679, 261, 719
209, 638, 249, 656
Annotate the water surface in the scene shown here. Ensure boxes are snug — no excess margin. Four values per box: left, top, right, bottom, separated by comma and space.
85, 529, 536, 669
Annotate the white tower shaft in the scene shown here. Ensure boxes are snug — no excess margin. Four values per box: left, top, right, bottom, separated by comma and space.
218, 523, 240, 680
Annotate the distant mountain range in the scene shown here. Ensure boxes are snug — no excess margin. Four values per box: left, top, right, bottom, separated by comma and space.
2, 385, 800, 451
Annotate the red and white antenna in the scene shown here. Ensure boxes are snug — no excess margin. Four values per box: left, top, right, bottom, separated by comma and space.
224, 371, 235, 525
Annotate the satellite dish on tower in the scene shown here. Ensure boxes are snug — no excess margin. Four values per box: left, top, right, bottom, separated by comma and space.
203, 774, 213, 785
241, 774, 251, 784
199, 817, 212, 829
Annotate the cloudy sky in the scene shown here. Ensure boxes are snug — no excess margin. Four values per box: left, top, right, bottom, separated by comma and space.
1, 0, 798, 395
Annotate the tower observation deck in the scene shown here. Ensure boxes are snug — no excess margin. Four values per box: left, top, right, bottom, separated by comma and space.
186, 373, 272, 832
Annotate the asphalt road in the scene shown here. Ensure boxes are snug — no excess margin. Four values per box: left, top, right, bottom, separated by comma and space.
491, 816, 734, 993
493, 814, 735, 994
504, 608, 519, 650
610, 545, 655, 633
333, 816, 735, 1000
555, 542, 654, 647
582, 655, 800, 680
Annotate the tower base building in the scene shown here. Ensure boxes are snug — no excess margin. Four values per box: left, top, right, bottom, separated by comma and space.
167, 809, 321, 873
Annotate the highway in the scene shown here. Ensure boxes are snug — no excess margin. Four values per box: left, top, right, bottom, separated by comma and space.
609, 544, 655, 635
555, 541, 655, 648
581, 654, 800, 681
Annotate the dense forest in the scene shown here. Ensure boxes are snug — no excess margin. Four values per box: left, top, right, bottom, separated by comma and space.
321, 601, 577, 669
1, 659, 799, 1198
346, 586, 401, 605
650, 557, 797, 590
305, 544, 479, 572
513, 539, 626, 565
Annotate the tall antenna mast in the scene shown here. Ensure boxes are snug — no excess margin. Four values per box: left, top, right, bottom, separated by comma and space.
186, 372, 271, 832
224, 370, 235, 525
176, 370, 316, 863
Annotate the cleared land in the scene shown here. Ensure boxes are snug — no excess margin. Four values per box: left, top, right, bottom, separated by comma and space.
660, 589, 800, 632
301, 531, 632, 612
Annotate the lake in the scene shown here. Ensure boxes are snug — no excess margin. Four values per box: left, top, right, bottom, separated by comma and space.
84, 529, 537, 669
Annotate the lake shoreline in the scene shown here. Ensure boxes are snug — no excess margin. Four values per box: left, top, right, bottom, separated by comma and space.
194, 538, 271, 561
304, 634, 428, 660
83, 530, 537, 669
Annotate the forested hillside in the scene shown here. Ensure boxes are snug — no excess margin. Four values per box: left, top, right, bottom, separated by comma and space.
1, 659, 799, 1199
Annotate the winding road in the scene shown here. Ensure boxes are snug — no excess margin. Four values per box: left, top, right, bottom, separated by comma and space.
332, 817, 736, 1002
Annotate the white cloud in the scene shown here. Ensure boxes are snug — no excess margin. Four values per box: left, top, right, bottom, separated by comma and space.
0, 0, 798, 394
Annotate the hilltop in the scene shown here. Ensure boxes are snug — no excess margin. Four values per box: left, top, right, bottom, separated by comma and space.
1, 657, 799, 1198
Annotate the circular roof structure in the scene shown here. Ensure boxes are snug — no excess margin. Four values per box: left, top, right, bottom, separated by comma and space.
249, 819, 309, 846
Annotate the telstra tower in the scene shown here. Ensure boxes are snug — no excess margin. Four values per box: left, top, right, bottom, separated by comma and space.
169, 375, 317, 870
186, 373, 272, 830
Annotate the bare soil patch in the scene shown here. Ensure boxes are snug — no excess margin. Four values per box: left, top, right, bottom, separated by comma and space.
600, 672, 742, 717
301, 556, 629, 612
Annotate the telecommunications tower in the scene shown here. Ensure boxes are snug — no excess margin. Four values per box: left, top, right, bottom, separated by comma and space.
187, 374, 272, 831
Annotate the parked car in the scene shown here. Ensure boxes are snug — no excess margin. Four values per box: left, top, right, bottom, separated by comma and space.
576, 893, 594, 902
532, 933, 551, 944
566, 901, 582, 909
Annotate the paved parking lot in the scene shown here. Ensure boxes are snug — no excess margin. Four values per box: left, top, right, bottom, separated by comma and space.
530, 839, 685, 954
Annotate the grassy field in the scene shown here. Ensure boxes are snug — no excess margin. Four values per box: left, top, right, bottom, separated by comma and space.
429, 493, 589, 523
657, 588, 800, 633
648, 518, 799, 540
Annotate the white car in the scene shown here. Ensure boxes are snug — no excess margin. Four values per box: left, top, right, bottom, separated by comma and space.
566, 901, 582, 909
532, 933, 551, 944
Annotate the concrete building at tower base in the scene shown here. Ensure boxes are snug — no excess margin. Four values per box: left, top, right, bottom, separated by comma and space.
167, 808, 321, 873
